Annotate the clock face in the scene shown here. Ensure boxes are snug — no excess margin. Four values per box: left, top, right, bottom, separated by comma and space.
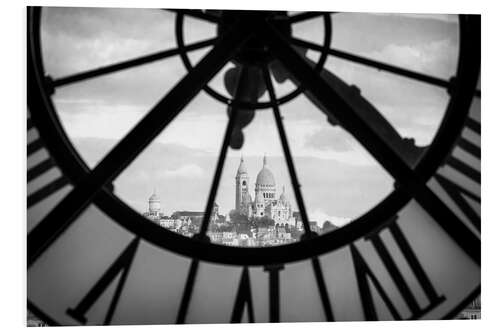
27, 7, 480, 325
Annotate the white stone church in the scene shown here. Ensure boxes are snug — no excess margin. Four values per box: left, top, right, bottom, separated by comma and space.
235, 156, 295, 226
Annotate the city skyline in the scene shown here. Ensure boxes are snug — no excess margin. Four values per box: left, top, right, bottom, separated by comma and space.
138, 154, 353, 227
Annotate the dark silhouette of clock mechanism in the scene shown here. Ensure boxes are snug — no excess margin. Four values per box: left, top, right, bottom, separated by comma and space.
27, 8, 481, 324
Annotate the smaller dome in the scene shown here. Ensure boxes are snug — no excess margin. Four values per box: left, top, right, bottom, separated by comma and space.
149, 189, 160, 202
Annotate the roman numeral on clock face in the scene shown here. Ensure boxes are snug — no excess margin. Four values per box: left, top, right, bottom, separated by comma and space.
231, 260, 333, 323
231, 267, 255, 323
428, 115, 480, 234
176, 261, 289, 323
230, 264, 285, 323
27, 116, 70, 207
263, 264, 284, 322
350, 217, 445, 320
27, 115, 71, 231
66, 238, 140, 325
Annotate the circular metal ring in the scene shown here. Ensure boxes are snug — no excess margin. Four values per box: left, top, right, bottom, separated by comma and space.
175, 12, 332, 109
28, 8, 479, 267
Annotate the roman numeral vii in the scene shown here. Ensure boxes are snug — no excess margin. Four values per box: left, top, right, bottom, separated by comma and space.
351, 217, 445, 320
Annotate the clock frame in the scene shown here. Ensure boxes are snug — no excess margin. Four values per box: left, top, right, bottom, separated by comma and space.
27, 7, 481, 325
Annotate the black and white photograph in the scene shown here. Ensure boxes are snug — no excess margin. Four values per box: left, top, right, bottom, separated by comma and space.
23, 1, 484, 328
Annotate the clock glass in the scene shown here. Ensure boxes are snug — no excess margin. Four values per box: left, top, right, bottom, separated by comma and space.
27, 6, 480, 325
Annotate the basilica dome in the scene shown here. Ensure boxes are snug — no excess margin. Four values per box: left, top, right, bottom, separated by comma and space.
255, 156, 275, 187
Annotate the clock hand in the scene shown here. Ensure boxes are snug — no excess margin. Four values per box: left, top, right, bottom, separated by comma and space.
290, 37, 481, 99
260, 20, 480, 265
28, 26, 251, 268
197, 66, 260, 236
224, 65, 266, 149
269, 48, 427, 167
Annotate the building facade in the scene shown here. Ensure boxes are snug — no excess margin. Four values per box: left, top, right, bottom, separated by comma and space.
457, 296, 481, 319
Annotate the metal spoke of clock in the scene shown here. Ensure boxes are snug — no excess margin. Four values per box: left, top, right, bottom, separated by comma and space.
311, 257, 335, 321
28, 27, 250, 268
165, 9, 220, 23
264, 66, 335, 320
197, 67, 247, 236
286, 12, 335, 24
291, 37, 482, 98
176, 259, 199, 324
260, 19, 480, 265
262, 66, 312, 236
51, 37, 217, 88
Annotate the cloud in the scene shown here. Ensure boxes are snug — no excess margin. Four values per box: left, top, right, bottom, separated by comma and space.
45, 8, 458, 166
363, 39, 458, 78
42, 7, 213, 109
305, 127, 354, 152
331, 12, 459, 55
318, 39, 454, 147
162, 164, 205, 179
371, 13, 458, 24
41, 8, 178, 77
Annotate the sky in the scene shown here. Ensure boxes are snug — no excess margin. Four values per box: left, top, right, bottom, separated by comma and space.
40, 8, 459, 226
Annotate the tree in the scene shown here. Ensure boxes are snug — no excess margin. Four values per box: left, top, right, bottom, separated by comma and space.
217, 224, 235, 233
235, 222, 252, 236
290, 227, 302, 240
255, 216, 275, 228
190, 216, 202, 228
229, 210, 249, 224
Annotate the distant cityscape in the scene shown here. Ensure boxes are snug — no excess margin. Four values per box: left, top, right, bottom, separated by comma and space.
143, 156, 344, 246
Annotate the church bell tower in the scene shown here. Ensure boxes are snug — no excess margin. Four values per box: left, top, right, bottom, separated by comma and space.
235, 156, 249, 212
